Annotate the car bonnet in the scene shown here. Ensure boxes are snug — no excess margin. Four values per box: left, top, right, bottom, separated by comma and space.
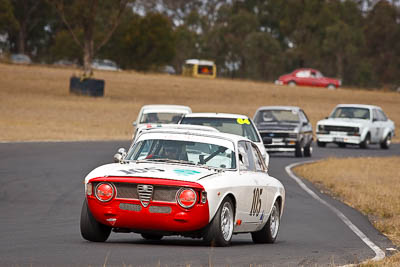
85, 162, 220, 184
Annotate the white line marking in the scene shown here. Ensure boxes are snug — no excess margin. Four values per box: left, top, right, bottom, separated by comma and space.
285, 160, 385, 263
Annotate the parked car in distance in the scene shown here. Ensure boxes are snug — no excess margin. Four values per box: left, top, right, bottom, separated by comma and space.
91, 59, 120, 71
275, 68, 341, 89
179, 113, 269, 168
10, 54, 32, 64
316, 104, 395, 149
82, 128, 285, 246
253, 106, 313, 157
132, 105, 192, 139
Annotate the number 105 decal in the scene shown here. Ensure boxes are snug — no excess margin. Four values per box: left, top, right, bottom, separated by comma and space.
250, 188, 263, 216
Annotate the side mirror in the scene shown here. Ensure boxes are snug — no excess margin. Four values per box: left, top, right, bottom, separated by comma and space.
262, 137, 273, 145
133, 121, 137, 126
113, 148, 127, 163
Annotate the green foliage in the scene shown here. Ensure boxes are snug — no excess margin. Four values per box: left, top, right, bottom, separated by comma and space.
2, 0, 399, 88
0, 0, 17, 34
101, 12, 175, 71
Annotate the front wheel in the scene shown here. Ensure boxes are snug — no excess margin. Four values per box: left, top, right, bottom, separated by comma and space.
203, 198, 234, 247
327, 84, 336, 90
251, 201, 280, 243
360, 133, 370, 149
294, 142, 303, 157
288, 81, 296, 87
303, 143, 312, 157
380, 134, 391, 149
316, 140, 326, 147
80, 199, 111, 242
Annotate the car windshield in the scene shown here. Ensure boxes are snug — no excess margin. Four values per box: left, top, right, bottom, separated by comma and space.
140, 112, 185, 124
255, 110, 300, 123
330, 107, 370, 119
180, 117, 260, 142
126, 139, 236, 169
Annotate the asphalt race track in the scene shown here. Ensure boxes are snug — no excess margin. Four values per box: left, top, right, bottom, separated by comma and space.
0, 141, 399, 266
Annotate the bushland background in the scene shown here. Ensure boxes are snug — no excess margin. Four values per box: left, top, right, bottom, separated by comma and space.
1, 0, 400, 89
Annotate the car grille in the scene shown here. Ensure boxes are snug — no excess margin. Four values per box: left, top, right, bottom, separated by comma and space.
111, 182, 179, 203
260, 132, 290, 138
324, 126, 358, 132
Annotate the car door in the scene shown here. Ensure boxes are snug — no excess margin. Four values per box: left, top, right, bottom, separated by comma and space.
236, 141, 265, 229
299, 109, 313, 144
371, 109, 382, 143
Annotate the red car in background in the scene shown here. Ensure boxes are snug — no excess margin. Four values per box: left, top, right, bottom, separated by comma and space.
275, 68, 341, 89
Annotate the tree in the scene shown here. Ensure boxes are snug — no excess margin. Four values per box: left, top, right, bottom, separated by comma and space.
364, 0, 400, 87
49, 0, 130, 75
102, 12, 176, 71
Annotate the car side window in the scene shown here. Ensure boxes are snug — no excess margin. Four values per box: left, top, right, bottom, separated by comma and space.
377, 110, 388, 121
250, 143, 265, 172
299, 110, 308, 123
372, 109, 379, 121
296, 70, 310, 78
238, 141, 255, 171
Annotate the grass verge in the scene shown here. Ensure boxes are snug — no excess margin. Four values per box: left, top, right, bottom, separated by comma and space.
293, 157, 400, 266
0, 63, 399, 142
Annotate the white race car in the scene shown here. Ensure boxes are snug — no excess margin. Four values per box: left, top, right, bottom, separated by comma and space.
179, 113, 270, 169
132, 105, 192, 139
81, 128, 285, 246
316, 104, 395, 149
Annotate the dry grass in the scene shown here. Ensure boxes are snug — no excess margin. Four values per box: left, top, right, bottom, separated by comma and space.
0, 63, 399, 141
293, 157, 400, 266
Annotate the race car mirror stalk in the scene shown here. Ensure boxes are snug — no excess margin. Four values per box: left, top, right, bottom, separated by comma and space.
113, 148, 127, 163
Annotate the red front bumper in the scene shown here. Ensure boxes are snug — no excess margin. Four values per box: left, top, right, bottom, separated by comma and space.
86, 177, 210, 233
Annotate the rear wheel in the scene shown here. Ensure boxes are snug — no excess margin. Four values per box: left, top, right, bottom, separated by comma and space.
203, 198, 234, 247
380, 134, 391, 149
251, 201, 280, 243
360, 133, 370, 149
80, 199, 111, 242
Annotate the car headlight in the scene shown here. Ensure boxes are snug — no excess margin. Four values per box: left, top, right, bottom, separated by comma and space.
95, 182, 115, 202
177, 188, 197, 208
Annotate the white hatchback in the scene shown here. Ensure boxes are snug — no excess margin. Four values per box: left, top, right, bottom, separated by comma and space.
132, 105, 192, 139
316, 104, 395, 149
179, 113, 270, 168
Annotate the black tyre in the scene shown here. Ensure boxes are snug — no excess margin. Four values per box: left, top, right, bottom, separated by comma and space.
303, 144, 312, 157
80, 199, 111, 242
380, 134, 391, 149
327, 84, 336, 90
251, 201, 280, 244
317, 140, 326, 147
203, 198, 234, 247
360, 133, 370, 149
294, 142, 303, 157
338, 143, 346, 148
141, 233, 163, 240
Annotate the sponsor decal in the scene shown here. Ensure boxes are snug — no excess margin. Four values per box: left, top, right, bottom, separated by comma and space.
237, 118, 250, 125
118, 167, 165, 175
250, 188, 263, 217
174, 169, 201, 176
